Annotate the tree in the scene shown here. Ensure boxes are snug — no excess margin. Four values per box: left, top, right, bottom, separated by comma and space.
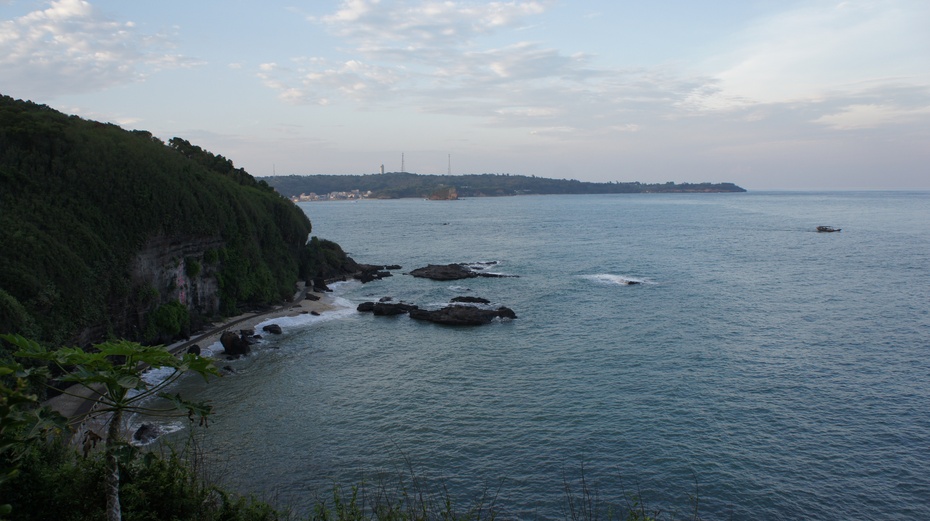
3, 334, 219, 521
0, 360, 67, 518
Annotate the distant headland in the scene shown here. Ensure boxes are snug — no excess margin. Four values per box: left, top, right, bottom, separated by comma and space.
259, 172, 747, 201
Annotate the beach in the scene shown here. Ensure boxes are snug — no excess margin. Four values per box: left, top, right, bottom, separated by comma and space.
44, 284, 342, 433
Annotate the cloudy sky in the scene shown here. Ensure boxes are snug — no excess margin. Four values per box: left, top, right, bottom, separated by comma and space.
2, 0, 928, 189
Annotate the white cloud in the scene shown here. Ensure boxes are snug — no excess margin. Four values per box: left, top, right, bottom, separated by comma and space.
813, 103, 930, 129
0, 0, 200, 98
694, 0, 930, 109
261, 0, 697, 140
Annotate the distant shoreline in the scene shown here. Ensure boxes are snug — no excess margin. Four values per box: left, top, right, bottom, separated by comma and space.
260, 172, 746, 201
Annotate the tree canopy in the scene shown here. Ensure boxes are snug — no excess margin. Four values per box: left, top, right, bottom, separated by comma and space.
0, 94, 315, 346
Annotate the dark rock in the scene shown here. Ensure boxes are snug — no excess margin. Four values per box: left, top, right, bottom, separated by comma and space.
384, 265, 402, 270
310, 311, 320, 316
220, 331, 250, 356
373, 302, 419, 316
240, 328, 255, 337
132, 423, 161, 444
354, 264, 396, 283
357, 302, 375, 312
312, 277, 332, 292
409, 264, 478, 281
410, 263, 517, 280
379, 296, 393, 302
409, 305, 517, 326
186, 345, 201, 356
262, 324, 283, 335
305, 293, 321, 301
450, 296, 491, 304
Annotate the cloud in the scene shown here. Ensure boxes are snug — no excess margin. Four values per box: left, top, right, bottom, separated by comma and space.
261, 0, 699, 140
813, 102, 930, 129
0, 0, 201, 98
693, 0, 930, 109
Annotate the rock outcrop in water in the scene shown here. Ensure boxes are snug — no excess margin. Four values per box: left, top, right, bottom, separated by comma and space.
220, 330, 251, 357
409, 262, 515, 281
409, 305, 517, 326
357, 297, 516, 326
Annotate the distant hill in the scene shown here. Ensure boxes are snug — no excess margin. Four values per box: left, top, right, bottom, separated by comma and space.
260, 172, 746, 199
0, 94, 352, 347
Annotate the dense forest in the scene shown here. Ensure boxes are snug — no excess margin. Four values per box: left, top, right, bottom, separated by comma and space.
0, 94, 352, 348
261, 172, 746, 199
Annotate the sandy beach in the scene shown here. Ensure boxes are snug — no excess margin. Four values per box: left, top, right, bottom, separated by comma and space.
44, 285, 344, 433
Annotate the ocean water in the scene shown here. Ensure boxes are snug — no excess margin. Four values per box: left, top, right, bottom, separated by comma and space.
168, 192, 930, 519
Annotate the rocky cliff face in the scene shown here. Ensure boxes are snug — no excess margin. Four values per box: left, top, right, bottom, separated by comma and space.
132, 234, 225, 312
130, 234, 225, 326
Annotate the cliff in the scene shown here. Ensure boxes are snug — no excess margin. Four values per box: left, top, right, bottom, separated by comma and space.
0, 94, 326, 346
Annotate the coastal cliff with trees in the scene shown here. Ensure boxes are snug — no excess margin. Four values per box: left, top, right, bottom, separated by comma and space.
0, 94, 354, 348
261, 172, 746, 200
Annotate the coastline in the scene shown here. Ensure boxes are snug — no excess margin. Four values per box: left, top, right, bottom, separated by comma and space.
44, 283, 346, 433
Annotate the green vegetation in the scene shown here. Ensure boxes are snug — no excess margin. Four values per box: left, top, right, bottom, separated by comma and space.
5, 334, 218, 521
0, 94, 329, 346
261, 172, 746, 199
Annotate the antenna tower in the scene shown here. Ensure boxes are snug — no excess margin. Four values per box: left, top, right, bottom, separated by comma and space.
448, 154, 451, 175
401, 153, 405, 173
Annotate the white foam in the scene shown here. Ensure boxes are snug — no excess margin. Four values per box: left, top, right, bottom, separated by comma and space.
581, 273, 651, 286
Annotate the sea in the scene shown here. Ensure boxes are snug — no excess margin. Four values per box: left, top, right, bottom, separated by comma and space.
160, 191, 930, 520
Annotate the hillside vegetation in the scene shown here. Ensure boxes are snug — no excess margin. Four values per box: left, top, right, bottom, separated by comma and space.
0, 94, 349, 347
262, 172, 746, 199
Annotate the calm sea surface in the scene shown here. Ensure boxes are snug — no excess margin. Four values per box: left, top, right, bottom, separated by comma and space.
167, 192, 930, 519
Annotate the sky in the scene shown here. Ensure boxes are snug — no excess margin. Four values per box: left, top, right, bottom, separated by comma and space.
1, 0, 929, 190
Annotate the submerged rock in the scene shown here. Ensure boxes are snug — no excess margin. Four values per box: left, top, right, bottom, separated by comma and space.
450, 296, 491, 304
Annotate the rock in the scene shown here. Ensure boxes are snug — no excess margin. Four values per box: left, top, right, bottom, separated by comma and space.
373, 302, 419, 315
409, 305, 517, 326
450, 296, 491, 304
379, 296, 393, 302
220, 331, 250, 356
186, 345, 201, 356
240, 328, 255, 337
133, 423, 161, 444
409, 263, 517, 280
312, 277, 332, 292
357, 301, 418, 315
262, 324, 283, 335
354, 264, 396, 283
310, 311, 320, 316
384, 265, 402, 270
409, 264, 478, 281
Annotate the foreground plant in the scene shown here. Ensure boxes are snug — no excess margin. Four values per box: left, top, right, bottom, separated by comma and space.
3, 334, 219, 521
